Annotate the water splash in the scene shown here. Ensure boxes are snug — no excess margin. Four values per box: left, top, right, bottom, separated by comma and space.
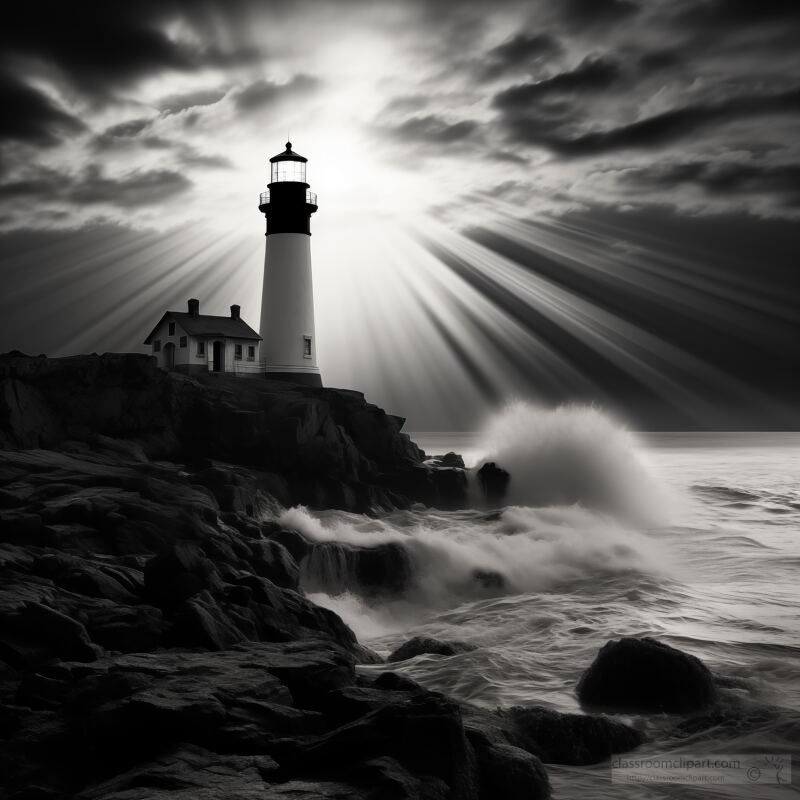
475, 402, 673, 527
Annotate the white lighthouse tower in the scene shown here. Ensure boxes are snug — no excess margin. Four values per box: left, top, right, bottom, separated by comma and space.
258, 142, 322, 386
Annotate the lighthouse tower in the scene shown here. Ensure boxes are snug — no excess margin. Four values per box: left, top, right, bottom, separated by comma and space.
257, 142, 322, 386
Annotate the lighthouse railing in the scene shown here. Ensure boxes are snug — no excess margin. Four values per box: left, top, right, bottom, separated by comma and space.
258, 189, 317, 206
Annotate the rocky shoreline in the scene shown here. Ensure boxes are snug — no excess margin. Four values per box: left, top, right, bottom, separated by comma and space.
0, 353, 728, 798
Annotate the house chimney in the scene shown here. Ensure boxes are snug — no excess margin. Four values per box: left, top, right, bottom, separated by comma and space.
230, 304, 240, 320
188, 298, 199, 316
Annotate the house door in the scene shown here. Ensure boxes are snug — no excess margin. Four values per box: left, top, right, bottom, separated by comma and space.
164, 343, 175, 370
212, 340, 224, 372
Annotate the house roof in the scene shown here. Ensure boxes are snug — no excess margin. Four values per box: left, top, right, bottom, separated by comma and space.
143, 311, 262, 344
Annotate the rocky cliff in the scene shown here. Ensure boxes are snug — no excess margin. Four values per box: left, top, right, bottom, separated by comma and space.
0, 352, 467, 512
0, 352, 654, 799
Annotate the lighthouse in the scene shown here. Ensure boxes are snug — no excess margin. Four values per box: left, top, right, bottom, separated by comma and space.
257, 142, 322, 386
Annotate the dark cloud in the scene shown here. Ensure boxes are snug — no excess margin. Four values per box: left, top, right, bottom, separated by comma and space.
619, 160, 800, 207
387, 115, 480, 145
557, 0, 639, 28
382, 95, 430, 114
233, 75, 319, 111
501, 87, 800, 156
157, 88, 228, 114
104, 119, 153, 138
91, 120, 173, 154
176, 149, 233, 170
0, 164, 192, 208
67, 166, 192, 207
482, 33, 563, 79
0, 73, 85, 146
0, 2, 260, 101
674, 0, 800, 28
493, 55, 622, 109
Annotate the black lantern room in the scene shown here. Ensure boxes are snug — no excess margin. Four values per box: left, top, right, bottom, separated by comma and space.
258, 142, 318, 235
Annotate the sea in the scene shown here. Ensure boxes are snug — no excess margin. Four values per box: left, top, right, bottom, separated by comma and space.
272, 404, 800, 798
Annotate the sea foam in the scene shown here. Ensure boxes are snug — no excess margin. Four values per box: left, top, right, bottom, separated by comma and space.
275, 403, 674, 631
474, 402, 671, 527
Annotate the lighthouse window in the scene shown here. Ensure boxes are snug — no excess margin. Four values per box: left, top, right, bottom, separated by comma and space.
234, 344, 243, 360
168, 322, 175, 336
271, 160, 306, 183
247, 345, 255, 360
179, 336, 187, 348
197, 341, 205, 356
303, 336, 312, 358
153, 339, 161, 353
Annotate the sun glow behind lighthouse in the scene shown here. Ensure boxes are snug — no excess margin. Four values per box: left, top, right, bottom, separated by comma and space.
1, 1, 798, 429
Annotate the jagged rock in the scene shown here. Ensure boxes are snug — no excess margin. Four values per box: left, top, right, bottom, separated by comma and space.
74, 746, 279, 800
437, 452, 466, 469
430, 467, 468, 510
387, 636, 478, 663
21, 602, 98, 662
83, 604, 168, 653
476, 462, 510, 506
280, 692, 477, 799
143, 542, 223, 611
577, 637, 717, 713
507, 706, 645, 765
171, 591, 247, 650
248, 539, 300, 590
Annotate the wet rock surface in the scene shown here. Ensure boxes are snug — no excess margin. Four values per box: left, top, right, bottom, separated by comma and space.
387, 635, 479, 663
577, 636, 718, 713
0, 352, 650, 798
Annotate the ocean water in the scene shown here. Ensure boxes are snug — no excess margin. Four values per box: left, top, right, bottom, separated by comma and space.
273, 405, 800, 798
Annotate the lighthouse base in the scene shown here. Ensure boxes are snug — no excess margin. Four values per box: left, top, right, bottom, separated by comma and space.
265, 370, 323, 387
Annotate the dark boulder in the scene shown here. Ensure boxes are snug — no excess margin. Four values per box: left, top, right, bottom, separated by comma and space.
476, 462, 509, 506
430, 467, 468, 510
577, 637, 717, 713
437, 452, 466, 469
507, 706, 644, 765
469, 732, 550, 800
387, 636, 478, 663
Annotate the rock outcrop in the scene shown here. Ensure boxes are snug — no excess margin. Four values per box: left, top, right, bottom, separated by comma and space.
577, 636, 718, 713
0, 352, 648, 797
388, 635, 478, 663
0, 352, 468, 513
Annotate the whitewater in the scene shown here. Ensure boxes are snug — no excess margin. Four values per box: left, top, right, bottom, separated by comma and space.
268, 404, 800, 798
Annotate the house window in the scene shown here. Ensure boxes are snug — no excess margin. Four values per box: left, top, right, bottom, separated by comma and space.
247, 345, 255, 361
153, 339, 161, 353
303, 336, 312, 358
197, 341, 205, 357
179, 336, 187, 348
168, 322, 175, 336
234, 344, 243, 360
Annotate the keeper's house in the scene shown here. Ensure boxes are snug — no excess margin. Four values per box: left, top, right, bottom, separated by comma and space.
144, 298, 262, 375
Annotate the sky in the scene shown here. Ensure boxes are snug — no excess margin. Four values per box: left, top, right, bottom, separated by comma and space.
1, 0, 798, 430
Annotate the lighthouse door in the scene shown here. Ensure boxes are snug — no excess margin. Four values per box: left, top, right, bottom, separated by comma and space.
212, 341, 224, 372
